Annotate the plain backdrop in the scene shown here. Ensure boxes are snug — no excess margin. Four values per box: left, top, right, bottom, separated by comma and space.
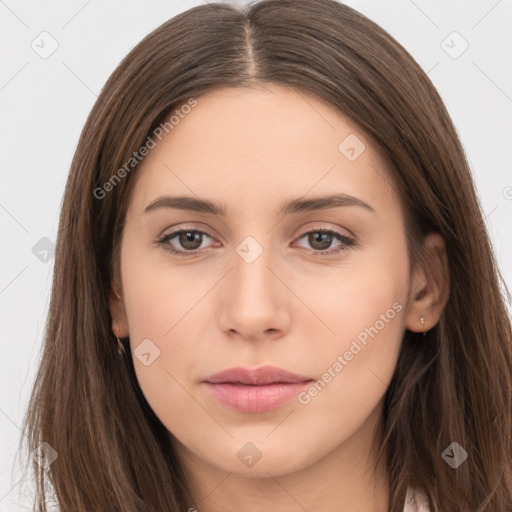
1, 0, 511, 509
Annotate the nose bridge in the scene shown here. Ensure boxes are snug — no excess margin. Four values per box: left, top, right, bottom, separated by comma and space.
218, 232, 290, 338
232, 234, 280, 305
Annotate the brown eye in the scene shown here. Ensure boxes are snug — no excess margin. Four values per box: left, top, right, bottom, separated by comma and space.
307, 231, 334, 251
157, 229, 214, 256
177, 230, 203, 251
295, 229, 354, 256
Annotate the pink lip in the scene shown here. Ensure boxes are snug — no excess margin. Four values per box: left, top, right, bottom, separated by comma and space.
202, 366, 313, 413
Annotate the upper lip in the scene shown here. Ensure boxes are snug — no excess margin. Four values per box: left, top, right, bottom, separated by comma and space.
203, 365, 313, 385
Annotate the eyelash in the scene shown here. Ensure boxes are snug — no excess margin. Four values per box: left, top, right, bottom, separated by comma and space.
155, 227, 355, 258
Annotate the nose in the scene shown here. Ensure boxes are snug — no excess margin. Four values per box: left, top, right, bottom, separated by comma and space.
217, 240, 292, 343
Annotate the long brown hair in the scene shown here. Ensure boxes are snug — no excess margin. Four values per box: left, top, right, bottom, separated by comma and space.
20, 0, 512, 510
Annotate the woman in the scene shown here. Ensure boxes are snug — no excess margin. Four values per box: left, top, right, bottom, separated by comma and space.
21, 0, 512, 510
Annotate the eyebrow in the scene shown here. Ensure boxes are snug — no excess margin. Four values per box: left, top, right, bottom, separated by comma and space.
143, 193, 375, 216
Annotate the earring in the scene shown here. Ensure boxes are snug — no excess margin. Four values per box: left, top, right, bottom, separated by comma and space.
114, 288, 122, 300
420, 316, 427, 336
116, 335, 126, 356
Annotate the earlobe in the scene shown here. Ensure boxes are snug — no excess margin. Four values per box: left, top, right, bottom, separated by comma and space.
108, 285, 130, 338
405, 232, 450, 334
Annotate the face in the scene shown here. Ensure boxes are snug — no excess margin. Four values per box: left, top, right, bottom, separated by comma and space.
112, 84, 415, 479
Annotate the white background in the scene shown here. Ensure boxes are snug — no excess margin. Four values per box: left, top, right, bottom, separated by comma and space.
1, 0, 511, 509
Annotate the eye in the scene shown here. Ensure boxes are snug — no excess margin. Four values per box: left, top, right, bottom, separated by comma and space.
294, 229, 355, 256
156, 229, 215, 256
155, 227, 355, 257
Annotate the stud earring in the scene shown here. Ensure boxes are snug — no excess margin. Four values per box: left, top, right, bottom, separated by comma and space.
420, 316, 427, 336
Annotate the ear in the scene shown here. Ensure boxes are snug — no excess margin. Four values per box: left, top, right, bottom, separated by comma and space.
108, 283, 130, 338
405, 232, 450, 333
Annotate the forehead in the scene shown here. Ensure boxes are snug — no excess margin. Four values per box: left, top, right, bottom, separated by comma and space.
157, 84, 365, 162
127, 84, 399, 218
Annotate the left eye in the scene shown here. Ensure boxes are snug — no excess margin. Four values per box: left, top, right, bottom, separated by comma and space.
156, 229, 354, 257
294, 229, 354, 254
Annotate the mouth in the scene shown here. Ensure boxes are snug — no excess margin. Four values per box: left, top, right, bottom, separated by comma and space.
202, 365, 314, 413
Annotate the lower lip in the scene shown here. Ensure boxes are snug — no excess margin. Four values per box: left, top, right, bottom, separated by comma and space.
203, 381, 311, 413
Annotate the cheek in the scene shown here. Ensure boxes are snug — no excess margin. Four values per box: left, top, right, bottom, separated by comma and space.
308, 274, 405, 392
120, 246, 213, 428
307, 227, 407, 351
295, 233, 408, 429
121, 239, 205, 345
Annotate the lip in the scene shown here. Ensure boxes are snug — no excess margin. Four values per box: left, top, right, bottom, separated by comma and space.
202, 366, 313, 413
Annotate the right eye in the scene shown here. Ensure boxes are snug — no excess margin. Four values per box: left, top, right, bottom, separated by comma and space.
156, 229, 216, 256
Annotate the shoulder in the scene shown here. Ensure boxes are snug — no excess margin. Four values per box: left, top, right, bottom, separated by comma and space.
403, 487, 430, 512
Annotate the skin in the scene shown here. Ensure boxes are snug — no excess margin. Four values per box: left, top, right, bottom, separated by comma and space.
109, 84, 449, 512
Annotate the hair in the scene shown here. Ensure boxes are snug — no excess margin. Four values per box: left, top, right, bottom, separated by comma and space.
19, 0, 512, 510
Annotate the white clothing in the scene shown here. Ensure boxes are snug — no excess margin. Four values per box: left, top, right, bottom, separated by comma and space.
403, 487, 430, 511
